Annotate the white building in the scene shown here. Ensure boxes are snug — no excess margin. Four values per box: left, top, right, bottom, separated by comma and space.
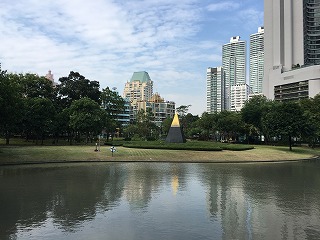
123, 71, 153, 102
250, 27, 264, 94
263, 0, 320, 101
222, 36, 247, 110
123, 72, 175, 125
230, 83, 250, 112
206, 67, 225, 113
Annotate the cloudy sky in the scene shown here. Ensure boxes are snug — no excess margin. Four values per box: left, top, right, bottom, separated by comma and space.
0, 0, 263, 115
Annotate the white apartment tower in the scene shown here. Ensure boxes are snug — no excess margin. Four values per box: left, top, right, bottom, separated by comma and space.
123, 71, 153, 102
230, 83, 251, 112
206, 67, 225, 113
222, 36, 246, 110
263, 0, 320, 101
250, 27, 264, 94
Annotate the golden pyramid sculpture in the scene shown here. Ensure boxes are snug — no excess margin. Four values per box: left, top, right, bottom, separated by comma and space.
165, 113, 186, 143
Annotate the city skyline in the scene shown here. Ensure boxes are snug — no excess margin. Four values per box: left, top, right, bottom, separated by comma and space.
0, 0, 263, 115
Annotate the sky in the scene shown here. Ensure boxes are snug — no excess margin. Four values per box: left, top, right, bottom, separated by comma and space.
0, 0, 264, 115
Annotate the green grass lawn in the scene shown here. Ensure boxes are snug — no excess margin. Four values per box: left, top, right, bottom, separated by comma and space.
0, 140, 319, 165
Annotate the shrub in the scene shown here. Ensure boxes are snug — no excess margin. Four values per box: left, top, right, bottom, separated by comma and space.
122, 141, 254, 151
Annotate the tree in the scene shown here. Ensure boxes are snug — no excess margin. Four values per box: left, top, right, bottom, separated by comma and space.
11, 73, 55, 100
216, 111, 245, 142
183, 113, 199, 138
300, 94, 320, 148
101, 87, 125, 141
262, 101, 308, 151
161, 116, 173, 136
176, 105, 191, 117
0, 66, 22, 144
241, 95, 270, 143
196, 112, 217, 140
22, 97, 55, 144
57, 71, 101, 107
125, 109, 160, 140
68, 97, 105, 143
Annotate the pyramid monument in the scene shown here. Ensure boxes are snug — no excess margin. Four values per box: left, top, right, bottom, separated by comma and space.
165, 113, 186, 143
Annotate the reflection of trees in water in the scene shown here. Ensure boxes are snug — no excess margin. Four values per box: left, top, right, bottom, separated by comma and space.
198, 162, 320, 239
50, 164, 125, 232
0, 163, 190, 239
0, 164, 125, 238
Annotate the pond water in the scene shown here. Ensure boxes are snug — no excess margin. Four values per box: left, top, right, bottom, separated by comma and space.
0, 161, 320, 240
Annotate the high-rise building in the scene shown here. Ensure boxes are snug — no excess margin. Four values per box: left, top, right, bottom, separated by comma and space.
123, 71, 153, 102
230, 83, 251, 112
249, 27, 264, 94
206, 67, 225, 113
222, 36, 246, 110
263, 0, 320, 101
123, 71, 175, 125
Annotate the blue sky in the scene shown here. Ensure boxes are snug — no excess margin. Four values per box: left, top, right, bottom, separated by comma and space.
0, 0, 263, 115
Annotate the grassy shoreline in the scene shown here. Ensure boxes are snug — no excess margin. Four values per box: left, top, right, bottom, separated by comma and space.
0, 144, 319, 166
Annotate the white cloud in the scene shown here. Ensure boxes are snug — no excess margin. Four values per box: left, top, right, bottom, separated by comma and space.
238, 8, 264, 30
207, 1, 240, 12
0, 0, 263, 115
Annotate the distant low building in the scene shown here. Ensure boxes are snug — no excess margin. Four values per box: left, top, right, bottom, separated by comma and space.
45, 70, 57, 86
132, 93, 175, 126
116, 98, 131, 126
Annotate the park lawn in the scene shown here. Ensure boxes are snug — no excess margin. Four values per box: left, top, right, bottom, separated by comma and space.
0, 144, 319, 165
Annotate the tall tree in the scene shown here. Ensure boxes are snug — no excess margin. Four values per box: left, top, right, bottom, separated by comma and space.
22, 97, 55, 144
0, 66, 22, 144
241, 95, 270, 143
196, 112, 217, 140
68, 97, 105, 143
100, 87, 126, 141
262, 101, 308, 151
300, 94, 320, 148
216, 111, 245, 142
11, 73, 55, 99
57, 71, 101, 107
176, 105, 191, 117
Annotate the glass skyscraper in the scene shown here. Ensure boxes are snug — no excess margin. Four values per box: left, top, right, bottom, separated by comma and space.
304, 0, 320, 66
222, 36, 246, 110
249, 27, 264, 94
206, 67, 225, 113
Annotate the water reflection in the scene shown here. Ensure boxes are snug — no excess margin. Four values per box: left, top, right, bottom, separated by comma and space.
0, 162, 319, 240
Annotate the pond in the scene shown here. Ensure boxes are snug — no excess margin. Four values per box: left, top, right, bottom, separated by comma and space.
1, 161, 320, 240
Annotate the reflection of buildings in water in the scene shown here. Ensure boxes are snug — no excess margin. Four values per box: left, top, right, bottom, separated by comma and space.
123, 166, 163, 210
171, 175, 179, 196
201, 166, 258, 240
203, 165, 320, 239
124, 181, 153, 209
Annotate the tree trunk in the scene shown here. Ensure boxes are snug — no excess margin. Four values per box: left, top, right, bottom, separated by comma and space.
5, 130, 10, 145
289, 135, 292, 151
